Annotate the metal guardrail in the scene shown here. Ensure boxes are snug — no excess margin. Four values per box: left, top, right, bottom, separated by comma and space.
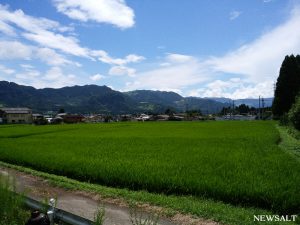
24, 196, 94, 225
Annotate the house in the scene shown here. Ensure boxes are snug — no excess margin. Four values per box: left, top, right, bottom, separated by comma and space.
154, 114, 169, 121
64, 115, 84, 123
84, 114, 104, 123
57, 114, 84, 123
0, 107, 32, 124
32, 113, 48, 125
32, 113, 44, 120
136, 114, 152, 121
215, 114, 256, 121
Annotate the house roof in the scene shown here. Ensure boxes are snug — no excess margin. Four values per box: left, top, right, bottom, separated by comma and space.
0, 107, 32, 114
32, 113, 43, 117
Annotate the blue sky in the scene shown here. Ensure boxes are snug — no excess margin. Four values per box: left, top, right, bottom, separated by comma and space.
0, 0, 299, 99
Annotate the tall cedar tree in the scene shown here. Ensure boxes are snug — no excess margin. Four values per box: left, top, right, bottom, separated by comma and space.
272, 55, 300, 118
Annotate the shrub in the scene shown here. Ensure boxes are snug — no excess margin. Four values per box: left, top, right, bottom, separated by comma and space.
279, 113, 289, 126
288, 95, 300, 130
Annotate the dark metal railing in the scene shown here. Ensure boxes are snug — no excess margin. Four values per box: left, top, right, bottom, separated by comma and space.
24, 196, 94, 225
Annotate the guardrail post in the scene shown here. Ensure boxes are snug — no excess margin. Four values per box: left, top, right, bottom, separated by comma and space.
47, 198, 56, 225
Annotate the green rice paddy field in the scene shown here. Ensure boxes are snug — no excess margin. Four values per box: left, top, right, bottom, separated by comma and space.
0, 121, 299, 214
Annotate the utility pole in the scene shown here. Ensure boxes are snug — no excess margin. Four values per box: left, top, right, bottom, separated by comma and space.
258, 96, 261, 120
229, 100, 232, 120
232, 100, 235, 118
185, 102, 188, 114
262, 97, 265, 120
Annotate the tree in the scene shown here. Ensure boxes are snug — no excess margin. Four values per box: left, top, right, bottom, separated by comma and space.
288, 95, 300, 130
272, 55, 300, 118
165, 108, 175, 115
58, 108, 65, 113
220, 107, 228, 115
186, 109, 202, 117
237, 104, 250, 114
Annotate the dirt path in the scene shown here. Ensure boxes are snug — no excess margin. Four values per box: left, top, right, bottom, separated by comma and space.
0, 166, 219, 225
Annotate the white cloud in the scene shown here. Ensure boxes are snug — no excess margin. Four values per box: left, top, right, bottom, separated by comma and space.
0, 5, 73, 33
20, 64, 34, 69
16, 71, 40, 79
229, 11, 242, 20
125, 4, 300, 97
32, 66, 77, 88
90, 73, 104, 81
23, 31, 89, 58
0, 41, 32, 60
189, 79, 274, 99
52, 0, 135, 29
35, 47, 75, 66
165, 53, 195, 64
124, 54, 145, 63
0, 20, 16, 36
109, 66, 136, 76
207, 6, 300, 84
0, 64, 15, 74
17, 64, 41, 79
44, 67, 63, 80
91, 50, 145, 65
0, 40, 77, 66
15, 66, 77, 89
160, 62, 171, 67
0, 5, 89, 57
125, 54, 208, 91
91, 51, 144, 76
0, 5, 143, 68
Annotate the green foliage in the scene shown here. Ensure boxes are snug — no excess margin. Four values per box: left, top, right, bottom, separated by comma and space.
93, 205, 105, 225
129, 202, 159, 225
220, 104, 257, 116
185, 109, 202, 117
164, 108, 176, 115
0, 122, 300, 214
58, 108, 65, 113
279, 113, 289, 126
273, 55, 300, 118
277, 125, 300, 159
0, 176, 28, 225
288, 95, 300, 130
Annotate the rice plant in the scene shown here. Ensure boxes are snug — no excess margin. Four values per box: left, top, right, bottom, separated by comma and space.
93, 205, 105, 225
0, 121, 299, 213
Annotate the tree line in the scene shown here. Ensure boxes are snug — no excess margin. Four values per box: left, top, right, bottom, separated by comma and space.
272, 54, 300, 130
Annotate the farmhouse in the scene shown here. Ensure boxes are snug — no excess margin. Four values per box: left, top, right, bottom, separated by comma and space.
0, 107, 33, 124
55, 113, 84, 123
63, 114, 84, 123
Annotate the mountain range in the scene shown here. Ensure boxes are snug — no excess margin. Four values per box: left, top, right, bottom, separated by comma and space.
0, 81, 273, 114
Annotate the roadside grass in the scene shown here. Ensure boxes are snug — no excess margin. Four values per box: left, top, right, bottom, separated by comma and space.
0, 174, 29, 225
277, 125, 300, 160
0, 161, 297, 225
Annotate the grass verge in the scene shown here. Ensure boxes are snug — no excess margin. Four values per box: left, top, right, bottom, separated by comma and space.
0, 161, 298, 225
277, 125, 300, 160
0, 175, 29, 225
